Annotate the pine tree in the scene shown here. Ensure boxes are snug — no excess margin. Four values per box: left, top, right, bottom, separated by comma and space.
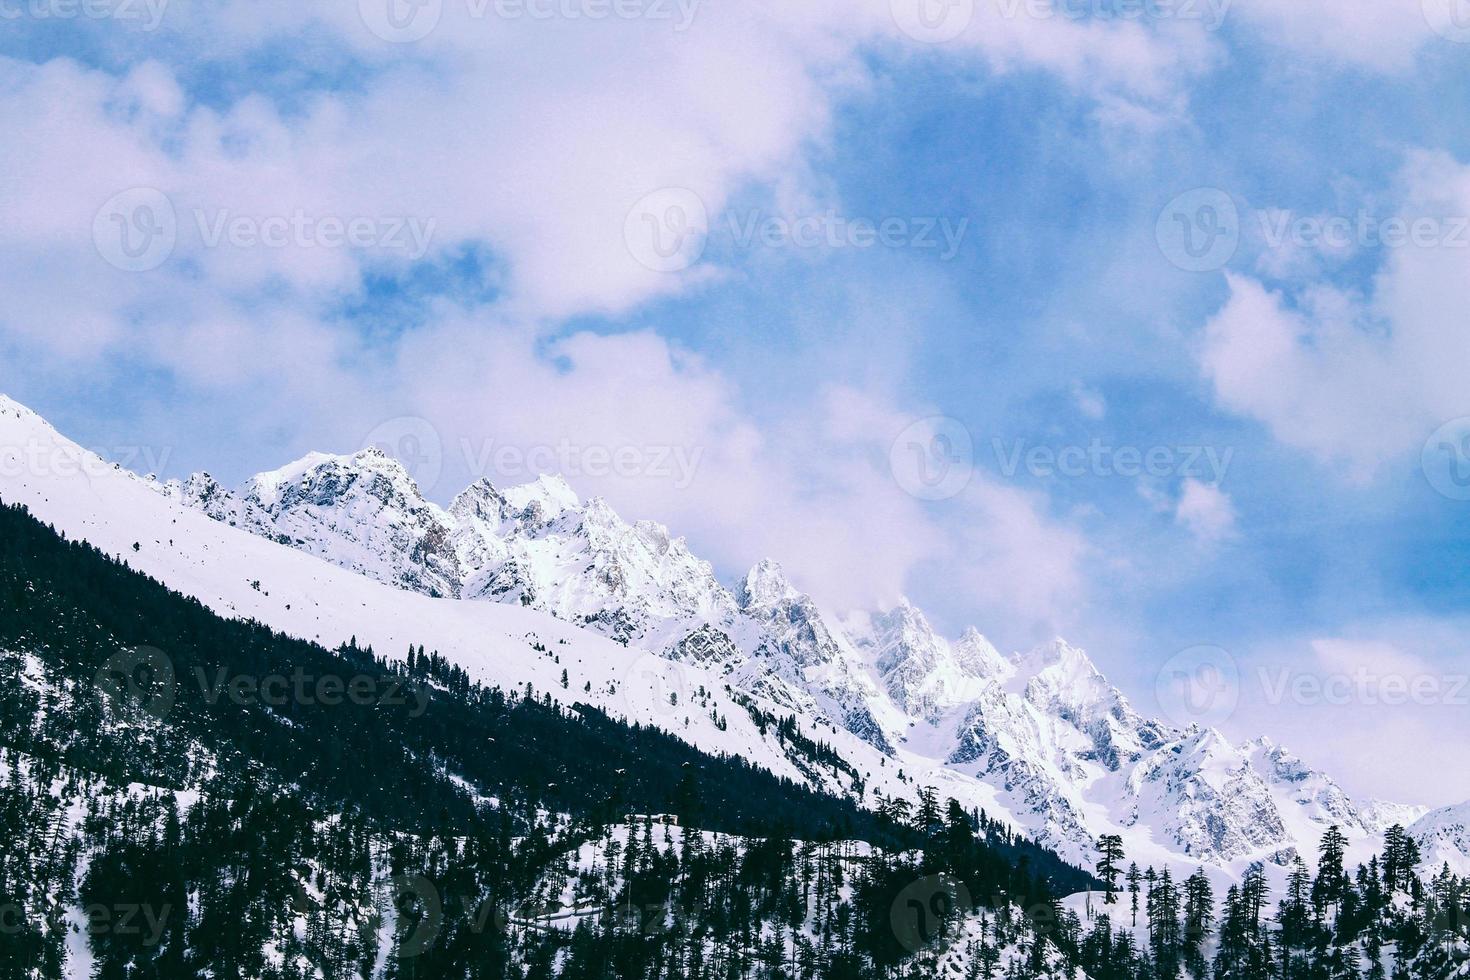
1127, 862, 1141, 927
1314, 824, 1349, 918
1094, 834, 1124, 904
1182, 867, 1214, 979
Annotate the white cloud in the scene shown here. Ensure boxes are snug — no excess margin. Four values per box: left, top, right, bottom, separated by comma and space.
1174, 477, 1236, 544
1226, 0, 1440, 72
1199, 152, 1470, 476
0, 0, 1208, 334
1070, 381, 1107, 420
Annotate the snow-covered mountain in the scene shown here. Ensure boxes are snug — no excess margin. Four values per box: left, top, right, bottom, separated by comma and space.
3, 393, 1465, 877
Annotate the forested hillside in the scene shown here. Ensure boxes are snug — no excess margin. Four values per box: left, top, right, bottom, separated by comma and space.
0, 498, 1091, 978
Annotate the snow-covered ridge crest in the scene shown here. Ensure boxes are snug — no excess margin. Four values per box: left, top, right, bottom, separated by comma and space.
3, 393, 1465, 875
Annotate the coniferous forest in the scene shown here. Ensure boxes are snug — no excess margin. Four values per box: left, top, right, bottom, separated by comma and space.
1, 497, 1466, 979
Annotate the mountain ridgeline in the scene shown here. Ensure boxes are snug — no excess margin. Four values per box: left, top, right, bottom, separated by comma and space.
151, 433, 1456, 871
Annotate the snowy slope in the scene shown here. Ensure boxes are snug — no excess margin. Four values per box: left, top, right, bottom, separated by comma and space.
2, 393, 1463, 877
1410, 803, 1470, 872
0, 397, 859, 804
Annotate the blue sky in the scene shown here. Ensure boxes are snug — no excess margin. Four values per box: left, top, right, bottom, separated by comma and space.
3, 0, 1469, 802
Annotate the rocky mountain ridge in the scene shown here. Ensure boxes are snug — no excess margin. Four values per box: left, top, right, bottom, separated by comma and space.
149, 439, 1441, 869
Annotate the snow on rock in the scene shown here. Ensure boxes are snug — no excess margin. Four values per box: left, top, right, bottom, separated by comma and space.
1121, 727, 1291, 863
1409, 802, 1470, 873
846, 601, 995, 724
1245, 736, 1379, 833
736, 560, 904, 754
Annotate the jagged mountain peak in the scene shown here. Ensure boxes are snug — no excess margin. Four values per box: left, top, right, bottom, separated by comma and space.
502, 473, 580, 518
1177, 723, 1235, 754
243, 446, 429, 512
449, 477, 510, 519
954, 626, 1009, 680
629, 517, 680, 556
1010, 636, 1098, 679
163, 471, 235, 516
1009, 638, 1107, 706
737, 558, 800, 610
867, 599, 943, 668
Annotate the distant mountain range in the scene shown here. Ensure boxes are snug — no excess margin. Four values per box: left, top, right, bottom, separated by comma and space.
2, 393, 1462, 876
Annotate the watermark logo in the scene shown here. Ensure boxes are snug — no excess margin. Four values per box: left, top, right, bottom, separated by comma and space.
391, 874, 444, 957
890, 415, 974, 501
353, 415, 707, 495
624, 187, 709, 273
360, 0, 443, 41
1422, 418, 1470, 501
1160, 193, 1470, 273
1424, 0, 1470, 42
1155, 644, 1238, 729
94, 645, 176, 721
1156, 188, 1240, 273
891, 0, 975, 43
364, 416, 445, 495
890, 874, 973, 952
622, 653, 691, 718
1256, 666, 1469, 708
93, 187, 177, 272
91, 646, 430, 722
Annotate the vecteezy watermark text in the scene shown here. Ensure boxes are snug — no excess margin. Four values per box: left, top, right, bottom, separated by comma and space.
358, 0, 701, 43
1153, 643, 1470, 730
1256, 209, 1470, 252
888, 416, 1233, 501
992, 438, 1233, 483
194, 210, 436, 260
94, 647, 432, 722
0, 437, 173, 483
92, 188, 438, 272
0, 902, 172, 945
461, 438, 704, 491
624, 188, 970, 272
0, 0, 168, 29
724, 211, 969, 261
360, 417, 705, 498
1257, 667, 1470, 708
196, 666, 430, 718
